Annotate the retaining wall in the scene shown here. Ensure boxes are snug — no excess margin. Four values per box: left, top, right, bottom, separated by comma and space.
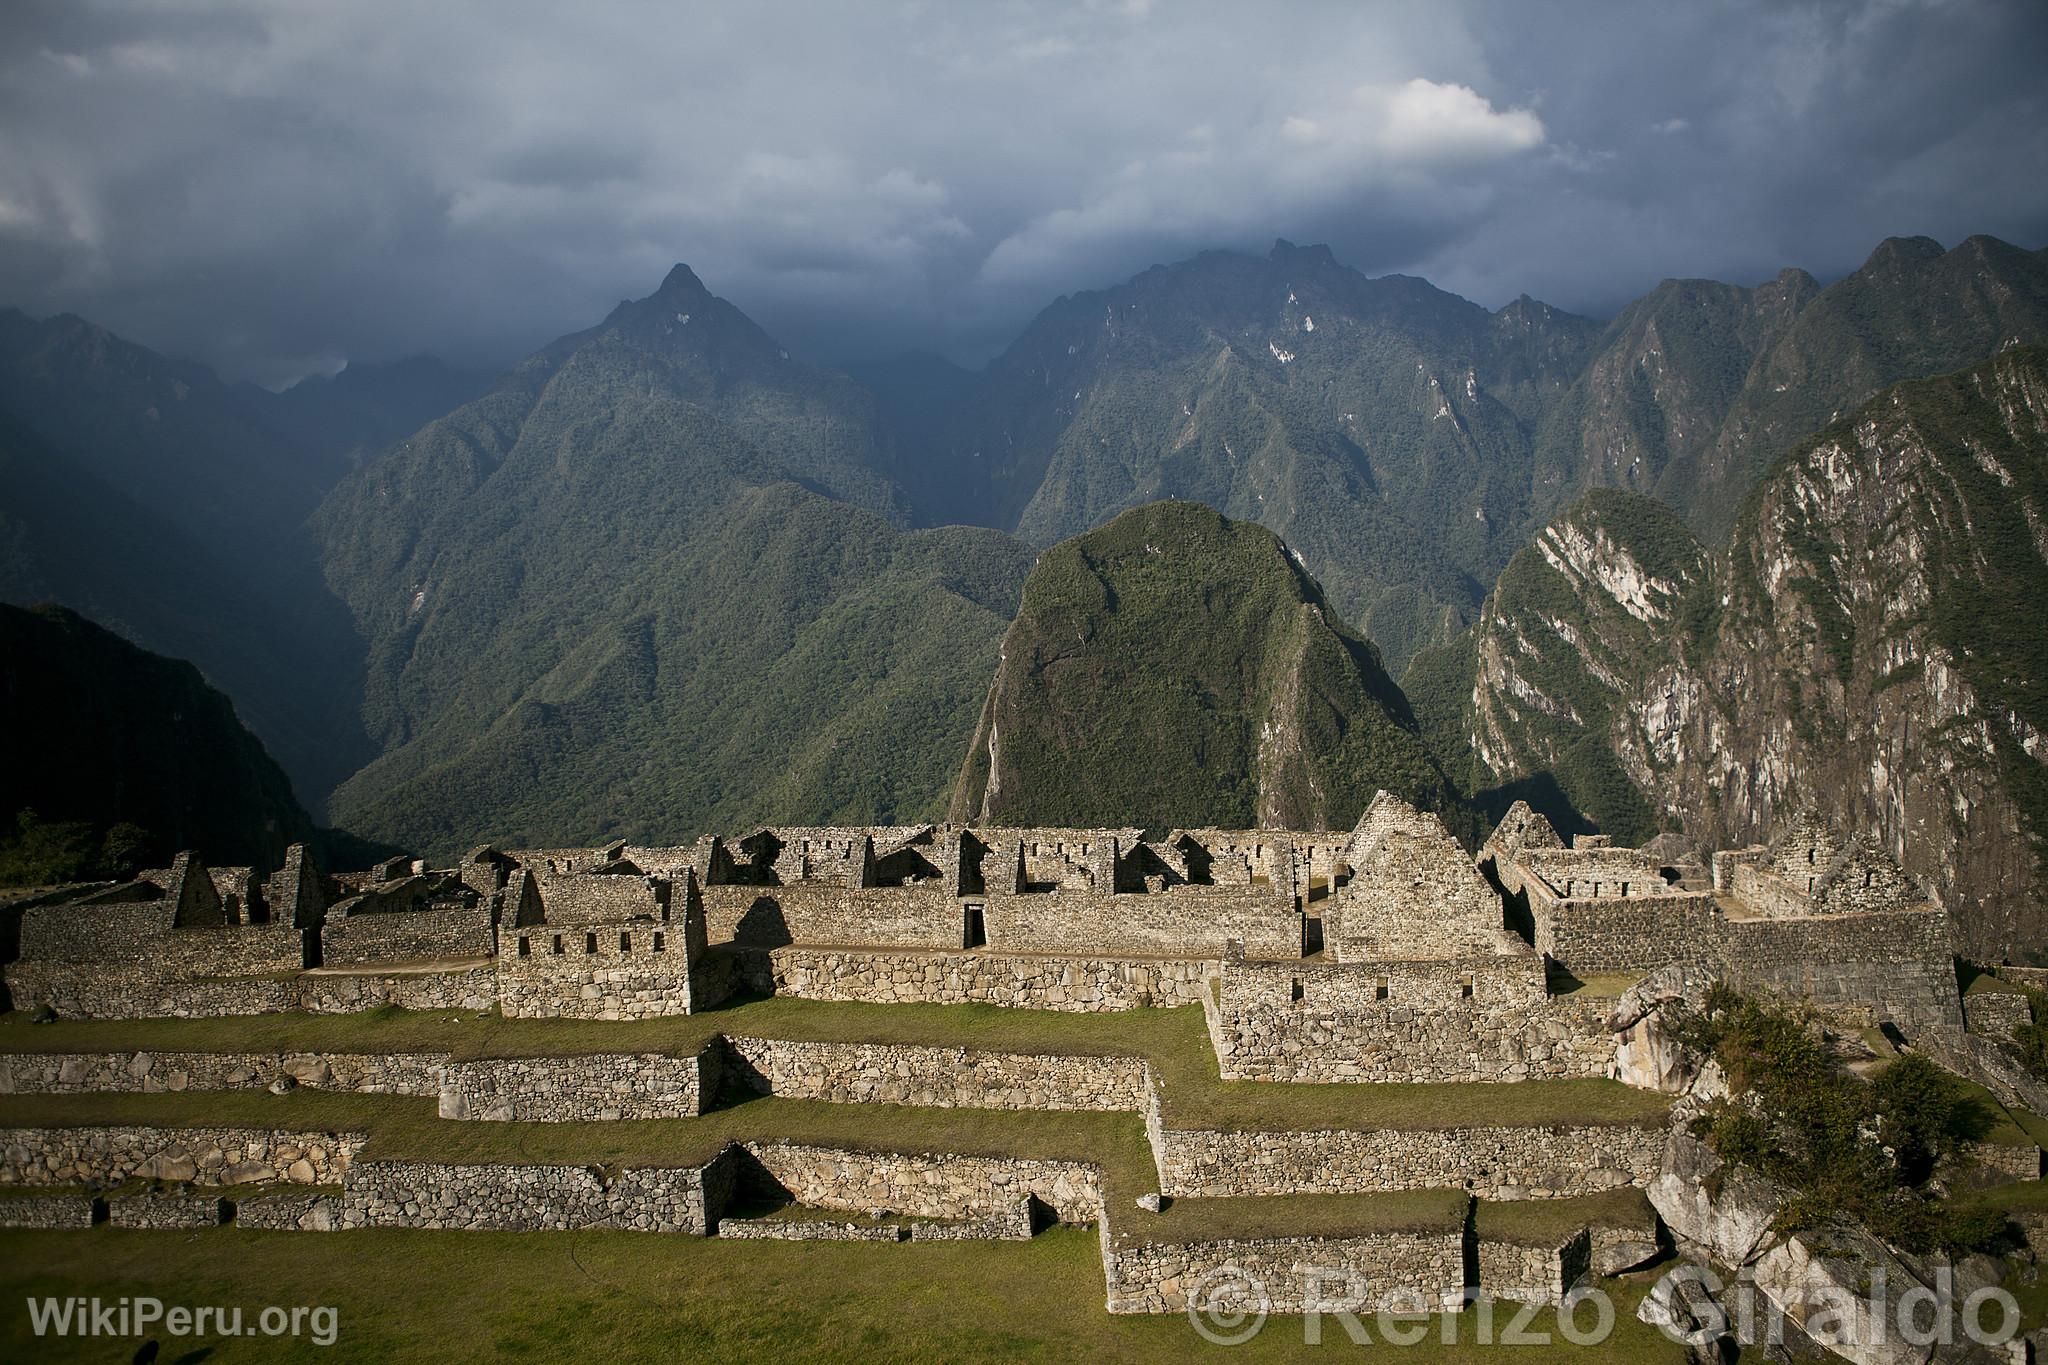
741, 1141, 1101, 1225
437, 1052, 715, 1121
0, 1127, 363, 1187
733, 946, 1211, 1012
721, 1037, 1147, 1112
1151, 1122, 1664, 1201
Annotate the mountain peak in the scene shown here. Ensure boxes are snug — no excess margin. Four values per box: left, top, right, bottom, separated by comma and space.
948, 499, 1451, 829
1268, 238, 1339, 269
1861, 235, 1947, 271
655, 262, 711, 300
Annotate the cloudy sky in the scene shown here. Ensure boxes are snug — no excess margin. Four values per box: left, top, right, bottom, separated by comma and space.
2, 0, 2044, 387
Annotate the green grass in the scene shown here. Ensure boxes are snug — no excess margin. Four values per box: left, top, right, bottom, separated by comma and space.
0, 999, 1673, 1136
0, 1225, 1692, 1363
1474, 1189, 1653, 1246
1135, 1188, 1468, 1246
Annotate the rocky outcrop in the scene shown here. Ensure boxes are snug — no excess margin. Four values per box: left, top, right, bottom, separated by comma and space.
1610, 962, 1718, 1093
1441, 348, 2048, 957
1648, 1131, 1786, 1269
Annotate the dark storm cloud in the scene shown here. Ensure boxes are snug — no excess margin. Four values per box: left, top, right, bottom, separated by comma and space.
0, 0, 2042, 386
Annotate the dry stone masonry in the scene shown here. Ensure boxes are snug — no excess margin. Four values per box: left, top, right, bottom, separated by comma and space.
0, 795, 2020, 1332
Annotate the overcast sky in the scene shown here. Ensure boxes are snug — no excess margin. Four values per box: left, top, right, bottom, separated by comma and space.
2, 0, 2044, 387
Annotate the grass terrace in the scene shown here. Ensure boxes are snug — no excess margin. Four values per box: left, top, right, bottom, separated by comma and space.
0, 998, 1675, 1135
1473, 1189, 1655, 1246
0, 1225, 1694, 1363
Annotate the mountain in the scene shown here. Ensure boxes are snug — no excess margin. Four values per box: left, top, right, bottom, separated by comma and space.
921, 240, 1604, 669
909, 235, 2048, 675
0, 309, 344, 547
313, 265, 1031, 857
949, 500, 1455, 831
1407, 488, 1709, 844
1418, 347, 2048, 958
0, 603, 314, 881
0, 405, 372, 807
255, 355, 496, 469
1535, 235, 2048, 539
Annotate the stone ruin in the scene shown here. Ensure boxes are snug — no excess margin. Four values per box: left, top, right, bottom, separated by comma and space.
2, 796, 1978, 1064
0, 795, 2030, 1342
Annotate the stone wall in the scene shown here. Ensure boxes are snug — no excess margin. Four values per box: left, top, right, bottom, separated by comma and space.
732, 945, 1211, 1012
0, 1127, 363, 1186
741, 1141, 1101, 1225
1477, 1229, 1590, 1306
1720, 907, 1965, 1038
0, 1191, 96, 1228
233, 1190, 342, 1231
3, 964, 293, 1019
1529, 895, 1717, 977
1208, 966, 1615, 1084
5, 961, 497, 1020
437, 1051, 715, 1121
497, 924, 698, 1019
720, 1036, 1148, 1112
981, 887, 1301, 960
319, 905, 494, 966
108, 1189, 227, 1228
717, 1215, 907, 1241
1220, 954, 1547, 1012
340, 1157, 720, 1234
297, 966, 498, 1014
908, 1197, 1035, 1241
1102, 1226, 1467, 1314
1151, 1121, 1664, 1201
0, 1050, 441, 1097
1965, 990, 2032, 1044
532, 874, 670, 925
1729, 864, 1817, 920
704, 884, 963, 950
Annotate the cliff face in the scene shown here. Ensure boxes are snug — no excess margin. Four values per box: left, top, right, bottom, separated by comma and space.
950, 501, 1454, 831
1533, 235, 2048, 542
1432, 348, 2048, 958
0, 603, 314, 872
931, 241, 1604, 670
1452, 490, 1709, 843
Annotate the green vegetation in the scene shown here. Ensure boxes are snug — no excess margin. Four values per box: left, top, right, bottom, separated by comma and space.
952, 501, 1457, 831
0, 603, 316, 879
1673, 990, 2006, 1253
0, 998, 1670, 1138
0, 1224, 1691, 1363
0, 810, 150, 887
1473, 1188, 1652, 1245
309, 265, 1044, 858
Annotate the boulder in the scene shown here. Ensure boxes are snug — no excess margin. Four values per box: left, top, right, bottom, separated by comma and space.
1590, 1217, 1662, 1276
1637, 1266, 1737, 1364
1135, 1193, 1164, 1213
1748, 1223, 1944, 1365
136, 1152, 197, 1183
1611, 964, 1721, 1093
1609, 961, 1720, 1034
1649, 1131, 1785, 1267
281, 1055, 333, 1087
1615, 1011, 1706, 1093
